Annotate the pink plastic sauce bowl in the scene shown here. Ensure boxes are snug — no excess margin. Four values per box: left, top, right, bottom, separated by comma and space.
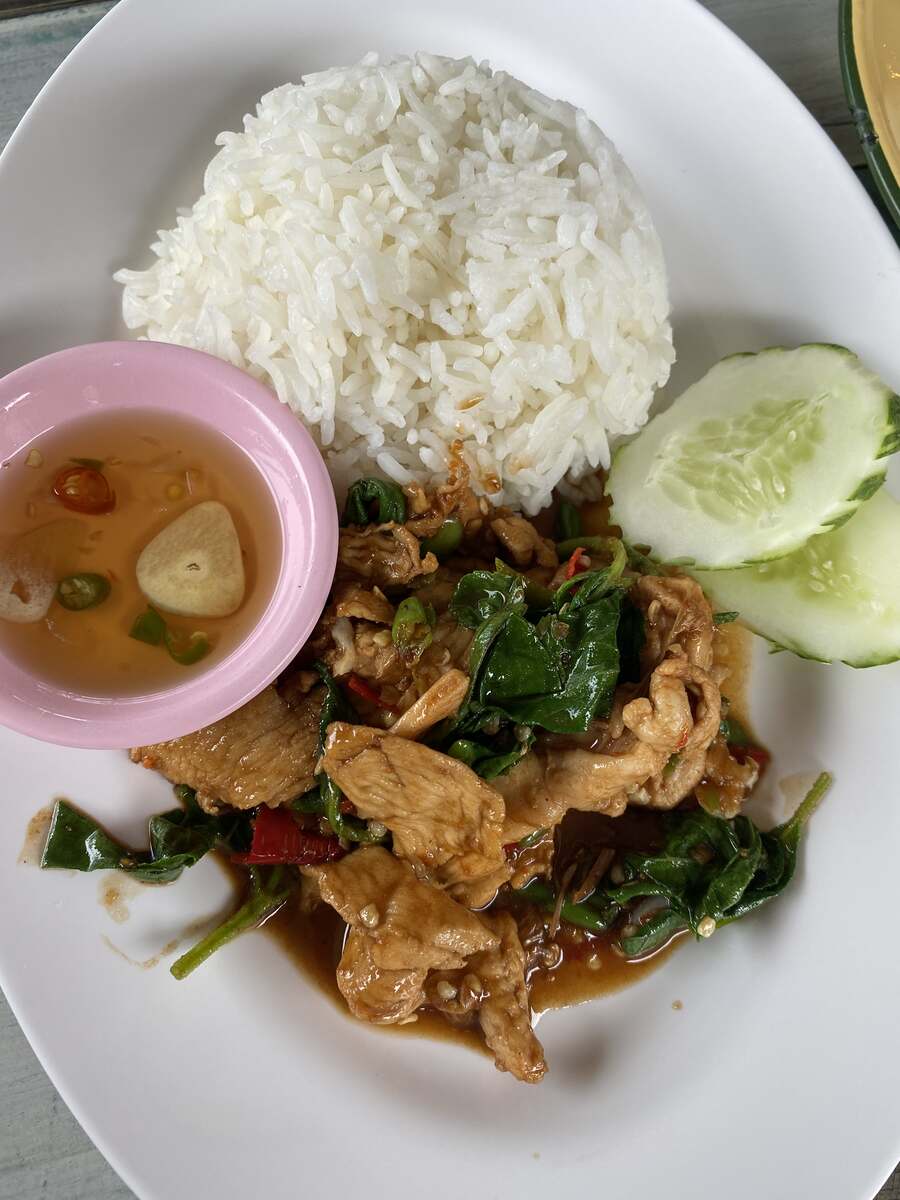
0, 341, 338, 748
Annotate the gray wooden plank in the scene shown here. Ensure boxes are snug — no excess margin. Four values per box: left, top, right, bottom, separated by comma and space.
0, 2, 895, 1199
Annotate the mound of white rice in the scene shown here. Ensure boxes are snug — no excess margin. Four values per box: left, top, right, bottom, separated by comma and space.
115, 53, 673, 513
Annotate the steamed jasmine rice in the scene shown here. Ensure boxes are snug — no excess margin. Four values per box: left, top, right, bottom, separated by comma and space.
115, 53, 673, 513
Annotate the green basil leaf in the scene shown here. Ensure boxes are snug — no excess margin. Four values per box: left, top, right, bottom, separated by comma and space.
515, 880, 620, 933
487, 594, 622, 733
625, 852, 708, 897
478, 614, 563, 709
696, 820, 763, 924
314, 660, 357, 753
40, 789, 243, 884
618, 909, 687, 958
449, 570, 527, 629
664, 809, 740, 860
41, 800, 127, 872
170, 865, 296, 979
342, 478, 406, 526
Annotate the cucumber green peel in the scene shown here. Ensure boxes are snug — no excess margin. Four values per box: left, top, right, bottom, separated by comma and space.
692, 488, 900, 667
609, 345, 899, 569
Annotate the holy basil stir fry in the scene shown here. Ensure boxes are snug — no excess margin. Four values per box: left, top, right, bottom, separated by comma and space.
39, 468, 830, 1085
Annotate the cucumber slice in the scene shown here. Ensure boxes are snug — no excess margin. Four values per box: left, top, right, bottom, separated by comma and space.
691, 488, 900, 667
608, 345, 899, 568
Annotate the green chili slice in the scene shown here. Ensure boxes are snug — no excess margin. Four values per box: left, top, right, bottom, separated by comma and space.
164, 629, 212, 666
421, 517, 463, 560
56, 572, 111, 612
129, 607, 211, 665
129, 607, 166, 646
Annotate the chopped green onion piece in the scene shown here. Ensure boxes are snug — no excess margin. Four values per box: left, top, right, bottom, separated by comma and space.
129, 607, 166, 646
421, 517, 463, 560
56, 572, 111, 612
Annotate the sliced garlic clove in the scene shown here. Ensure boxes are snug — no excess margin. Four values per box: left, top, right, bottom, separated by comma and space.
136, 500, 245, 618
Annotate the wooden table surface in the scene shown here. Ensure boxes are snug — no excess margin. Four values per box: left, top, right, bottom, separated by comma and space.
0, 2, 897, 1198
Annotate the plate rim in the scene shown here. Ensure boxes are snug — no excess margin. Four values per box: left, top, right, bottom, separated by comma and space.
1, 3, 900, 1200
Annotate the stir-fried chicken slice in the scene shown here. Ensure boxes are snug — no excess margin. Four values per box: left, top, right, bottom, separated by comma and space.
306, 846, 498, 972
336, 928, 427, 1024
405, 466, 485, 540
507, 830, 555, 889
627, 658, 721, 809
631, 574, 715, 671
333, 581, 395, 625
130, 684, 322, 814
321, 724, 509, 906
427, 912, 546, 1083
325, 617, 406, 686
640, 743, 709, 812
471, 913, 547, 1083
389, 670, 468, 738
490, 515, 558, 569
496, 657, 721, 839
338, 524, 438, 589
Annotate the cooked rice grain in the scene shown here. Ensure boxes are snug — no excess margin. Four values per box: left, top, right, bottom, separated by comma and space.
115, 53, 673, 513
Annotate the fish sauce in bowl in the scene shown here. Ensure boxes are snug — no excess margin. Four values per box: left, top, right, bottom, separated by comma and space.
0, 409, 281, 696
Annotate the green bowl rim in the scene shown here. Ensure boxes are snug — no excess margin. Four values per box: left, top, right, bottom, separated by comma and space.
839, 0, 900, 231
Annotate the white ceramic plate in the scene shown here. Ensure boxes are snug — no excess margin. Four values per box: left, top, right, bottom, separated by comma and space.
1, 3, 900, 1198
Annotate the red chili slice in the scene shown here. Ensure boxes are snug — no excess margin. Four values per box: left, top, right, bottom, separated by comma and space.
345, 672, 396, 711
231, 806, 345, 865
563, 546, 588, 580
52, 466, 115, 514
